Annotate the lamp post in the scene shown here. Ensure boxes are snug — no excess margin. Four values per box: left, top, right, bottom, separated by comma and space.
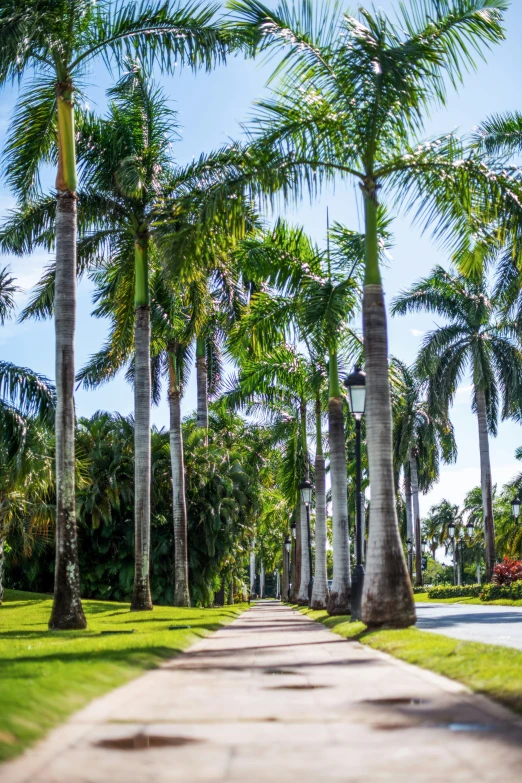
512, 494, 521, 521
284, 535, 291, 601
299, 478, 314, 606
344, 366, 366, 621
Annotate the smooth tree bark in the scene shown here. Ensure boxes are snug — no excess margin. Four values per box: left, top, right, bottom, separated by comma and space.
327, 349, 351, 616
48, 83, 86, 630
361, 190, 415, 628
250, 546, 256, 595
290, 508, 299, 601
282, 541, 289, 600
168, 351, 190, 607
195, 336, 209, 434
409, 452, 423, 587
260, 561, 265, 598
296, 500, 311, 604
296, 400, 311, 605
475, 387, 496, 580
131, 235, 153, 611
311, 396, 328, 609
404, 465, 413, 580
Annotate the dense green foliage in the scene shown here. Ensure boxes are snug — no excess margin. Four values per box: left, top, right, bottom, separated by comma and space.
6, 406, 285, 606
427, 584, 483, 599
480, 581, 522, 601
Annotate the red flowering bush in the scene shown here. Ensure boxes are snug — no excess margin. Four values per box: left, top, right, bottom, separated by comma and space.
492, 557, 522, 586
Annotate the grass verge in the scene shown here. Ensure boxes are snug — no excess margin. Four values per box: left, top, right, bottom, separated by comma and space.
298, 607, 522, 716
414, 592, 522, 606
0, 589, 246, 764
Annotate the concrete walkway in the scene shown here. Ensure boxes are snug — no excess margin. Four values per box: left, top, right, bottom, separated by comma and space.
3, 601, 522, 782
416, 601, 522, 650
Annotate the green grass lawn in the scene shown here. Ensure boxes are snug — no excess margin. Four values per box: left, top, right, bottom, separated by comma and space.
414, 592, 522, 606
0, 589, 246, 764
299, 607, 522, 716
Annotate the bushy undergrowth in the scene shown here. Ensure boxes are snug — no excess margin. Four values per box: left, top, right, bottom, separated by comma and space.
480, 582, 522, 601
427, 584, 482, 599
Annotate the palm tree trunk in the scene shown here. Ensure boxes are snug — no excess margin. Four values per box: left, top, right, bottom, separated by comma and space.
409, 452, 423, 587
282, 541, 289, 600
290, 508, 299, 601
195, 336, 208, 434
296, 400, 311, 605
260, 561, 265, 598
131, 236, 153, 611
296, 500, 311, 604
168, 353, 190, 607
327, 349, 351, 615
250, 545, 256, 596
404, 465, 413, 580
311, 396, 328, 609
49, 184, 86, 630
475, 387, 496, 580
361, 189, 415, 628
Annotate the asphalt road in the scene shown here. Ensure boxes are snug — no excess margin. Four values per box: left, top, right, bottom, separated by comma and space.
416, 602, 522, 651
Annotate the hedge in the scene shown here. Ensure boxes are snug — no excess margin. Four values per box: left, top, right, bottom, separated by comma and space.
427, 585, 482, 599
480, 582, 522, 601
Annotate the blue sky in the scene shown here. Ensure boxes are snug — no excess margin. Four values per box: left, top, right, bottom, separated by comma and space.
1, 1, 522, 516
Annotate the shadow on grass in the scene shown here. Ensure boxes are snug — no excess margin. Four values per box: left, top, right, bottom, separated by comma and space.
1, 644, 182, 669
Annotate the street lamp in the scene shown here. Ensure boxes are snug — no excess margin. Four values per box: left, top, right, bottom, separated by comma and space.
284, 535, 291, 601
512, 494, 521, 521
406, 538, 413, 555
466, 520, 474, 538
291, 520, 297, 540
298, 478, 314, 606
448, 521, 456, 539
344, 365, 366, 622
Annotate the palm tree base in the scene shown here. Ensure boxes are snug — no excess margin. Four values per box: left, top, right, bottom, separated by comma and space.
130, 583, 153, 612
327, 589, 351, 616
48, 595, 87, 631
310, 597, 328, 610
173, 588, 191, 607
361, 587, 416, 630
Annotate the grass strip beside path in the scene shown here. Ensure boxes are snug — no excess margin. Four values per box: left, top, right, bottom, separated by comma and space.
414, 592, 522, 606
299, 607, 522, 716
0, 590, 247, 764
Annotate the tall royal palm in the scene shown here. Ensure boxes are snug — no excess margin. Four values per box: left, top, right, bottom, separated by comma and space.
392, 267, 522, 580
230, 221, 363, 612
0, 0, 233, 628
229, 0, 511, 627
4, 71, 252, 608
391, 359, 456, 585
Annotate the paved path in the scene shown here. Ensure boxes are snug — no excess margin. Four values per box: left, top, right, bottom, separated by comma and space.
416, 602, 522, 650
4, 602, 522, 782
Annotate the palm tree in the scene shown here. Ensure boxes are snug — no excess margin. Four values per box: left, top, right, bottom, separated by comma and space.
4, 70, 254, 609
392, 267, 522, 581
0, 0, 235, 628
230, 220, 363, 613
392, 359, 456, 586
229, 0, 511, 627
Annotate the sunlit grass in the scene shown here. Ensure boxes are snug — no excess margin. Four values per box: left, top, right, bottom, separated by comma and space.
0, 589, 246, 764
414, 592, 522, 606
299, 607, 522, 716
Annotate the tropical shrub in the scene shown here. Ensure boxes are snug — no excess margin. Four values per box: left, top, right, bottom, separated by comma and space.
480, 582, 522, 601
427, 585, 482, 599
492, 557, 522, 586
